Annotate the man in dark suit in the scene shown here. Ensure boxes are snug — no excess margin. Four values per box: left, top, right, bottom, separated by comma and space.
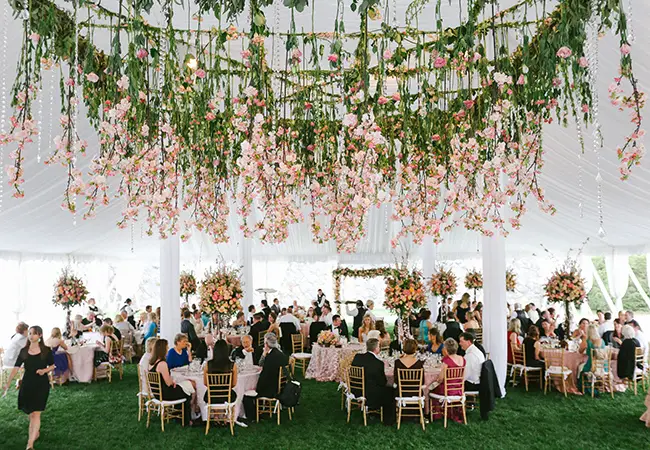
443, 316, 462, 342
181, 309, 205, 359
513, 303, 531, 335
250, 313, 270, 349
331, 315, 349, 340
349, 300, 367, 340
243, 333, 290, 419
350, 338, 395, 425
271, 298, 281, 316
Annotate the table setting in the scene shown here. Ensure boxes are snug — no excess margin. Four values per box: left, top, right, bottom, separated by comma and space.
305, 339, 365, 382
64, 338, 98, 383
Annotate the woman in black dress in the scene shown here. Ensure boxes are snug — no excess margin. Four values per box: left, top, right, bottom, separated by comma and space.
148, 339, 192, 426
2, 326, 55, 450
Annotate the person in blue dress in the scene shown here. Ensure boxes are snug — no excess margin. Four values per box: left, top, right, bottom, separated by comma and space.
166, 333, 192, 370
427, 327, 444, 354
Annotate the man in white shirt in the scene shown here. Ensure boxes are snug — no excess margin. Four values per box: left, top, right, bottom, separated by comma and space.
527, 303, 540, 324
191, 310, 205, 335
365, 300, 376, 321
278, 307, 301, 331
598, 312, 614, 337
631, 320, 648, 354
459, 332, 485, 392
322, 304, 334, 327
2, 322, 28, 368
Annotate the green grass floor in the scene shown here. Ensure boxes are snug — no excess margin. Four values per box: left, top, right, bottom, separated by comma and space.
1, 365, 648, 450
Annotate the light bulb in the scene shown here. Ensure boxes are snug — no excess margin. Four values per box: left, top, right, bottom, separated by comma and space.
186, 57, 198, 70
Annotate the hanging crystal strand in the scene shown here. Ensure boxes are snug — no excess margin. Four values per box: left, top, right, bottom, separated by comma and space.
0, 2, 7, 212
36, 83, 43, 163
130, 222, 134, 253
626, 0, 635, 44
392, 0, 398, 28
46, 68, 55, 160
576, 123, 584, 219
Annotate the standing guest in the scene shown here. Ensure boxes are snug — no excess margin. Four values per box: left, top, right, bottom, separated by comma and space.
349, 338, 396, 425
443, 313, 462, 342
427, 328, 444, 354
474, 303, 483, 326
145, 305, 153, 314
512, 303, 531, 334
2, 322, 28, 369
271, 298, 281, 316
438, 297, 453, 323
625, 310, 635, 324
135, 311, 147, 328
430, 338, 466, 423
346, 300, 367, 340
87, 298, 103, 326
331, 315, 349, 340
260, 300, 272, 319
45, 328, 71, 384
507, 319, 522, 364
122, 298, 136, 328
203, 340, 238, 404
268, 312, 281, 338
231, 311, 247, 329
321, 304, 334, 327
365, 300, 377, 321
523, 325, 546, 370
138, 337, 158, 392
316, 289, 327, 307
180, 310, 201, 353
191, 310, 205, 335
143, 313, 158, 341
598, 312, 614, 337
166, 334, 192, 370
148, 339, 192, 425
459, 332, 485, 392
527, 303, 540, 324
393, 339, 424, 391
358, 313, 376, 344
243, 333, 289, 419
418, 310, 434, 345
246, 305, 257, 326
617, 325, 642, 380
2, 326, 56, 450
250, 313, 269, 349
454, 294, 471, 325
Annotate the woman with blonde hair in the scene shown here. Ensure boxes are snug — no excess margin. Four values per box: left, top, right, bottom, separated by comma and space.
507, 319, 522, 364
45, 328, 72, 384
358, 313, 375, 343
143, 312, 157, 341
94, 324, 119, 366
138, 337, 158, 391
455, 293, 471, 325
578, 324, 605, 392
463, 311, 480, 332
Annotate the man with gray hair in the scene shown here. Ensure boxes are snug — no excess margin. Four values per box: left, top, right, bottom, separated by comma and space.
349, 338, 395, 425
243, 331, 289, 420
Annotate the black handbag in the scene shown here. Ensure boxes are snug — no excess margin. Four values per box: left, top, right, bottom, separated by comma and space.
278, 368, 302, 407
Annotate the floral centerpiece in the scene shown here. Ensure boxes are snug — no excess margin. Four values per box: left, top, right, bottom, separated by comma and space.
544, 261, 587, 335
199, 265, 243, 321
505, 269, 517, 292
179, 271, 197, 302
384, 268, 427, 318
465, 270, 483, 301
53, 269, 89, 336
428, 267, 458, 298
317, 330, 340, 348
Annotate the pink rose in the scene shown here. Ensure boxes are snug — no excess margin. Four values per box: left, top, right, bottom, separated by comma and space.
195, 68, 206, 79
85, 73, 99, 83
327, 54, 338, 63
620, 43, 631, 55
136, 48, 148, 59
556, 46, 572, 59
578, 56, 588, 68
581, 104, 589, 113
378, 96, 388, 105
517, 74, 525, 85
392, 92, 401, 102
433, 57, 447, 68
383, 49, 393, 60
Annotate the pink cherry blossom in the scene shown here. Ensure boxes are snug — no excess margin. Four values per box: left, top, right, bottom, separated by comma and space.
556, 46, 572, 58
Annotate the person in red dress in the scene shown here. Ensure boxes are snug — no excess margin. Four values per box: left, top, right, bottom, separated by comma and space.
430, 338, 466, 424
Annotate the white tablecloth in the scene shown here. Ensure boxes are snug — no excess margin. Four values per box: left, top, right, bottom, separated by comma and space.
66, 344, 97, 383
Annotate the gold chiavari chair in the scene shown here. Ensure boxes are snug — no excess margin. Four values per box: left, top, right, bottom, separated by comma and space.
511, 346, 542, 391
291, 334, 311, 377
205, 373, 235, 435
93, 361, 113, 383
543, 349, 573, 397
380, 339, 391, 352
258, 330, 269, 347
627, 347, 647, 395
111, 339, 124, 380
474, 328, 483, 345
396, 368, 426, 431
256, 365, 293, 425
145, 371, 186, 431
136, 367, 151, 421
429, 366, 467, 428
346, 366, 383, 426
581, 347, 613, 398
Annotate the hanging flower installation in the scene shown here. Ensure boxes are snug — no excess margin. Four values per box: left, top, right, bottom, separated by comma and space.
198, 265, 243, 318
1, 0, 644, 252
428, 268, 458, 298
505, 269, 517, 292
179, 271, 197, 302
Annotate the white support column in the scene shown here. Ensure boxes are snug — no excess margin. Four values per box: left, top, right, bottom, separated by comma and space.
420, 236, 438, 320
160, 234, 180, 344
239, 236, 254, 310
482, 233, 507, 394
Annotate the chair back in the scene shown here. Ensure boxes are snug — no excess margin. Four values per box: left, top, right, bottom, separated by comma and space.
474, 328, 483, 344
380, 339, 390, 352
591, 347, 610, 374
291, 334, 304, 354
513, 346, 526, 366
635, 347, 645, 368
397, 368, 424, 398
543, 348, 565, 370
146, 371, 163, 401
348, 366, 365, 398
444, 366, 466, 396
258, 329, 269, 347
137, 365, 147, 393
280, 323, 298, 351
278, 365, 291, 394
206, 372, 233, 404
111, 338, 123, 358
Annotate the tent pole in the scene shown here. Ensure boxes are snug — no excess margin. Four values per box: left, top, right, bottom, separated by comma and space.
420, 236, 438, 320
160, 234, 180, 343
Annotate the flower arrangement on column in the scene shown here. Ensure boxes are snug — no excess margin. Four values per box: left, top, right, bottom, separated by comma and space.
1, 0, 642, 253
384, 267, 427, 343
464, 270, 483, 302
52, 269, 88, 337
544, 262, 587, 337
199, 265, 243, 336
505, 269, 517, 292
179, 271, 197, 304
428, 267, 458, 321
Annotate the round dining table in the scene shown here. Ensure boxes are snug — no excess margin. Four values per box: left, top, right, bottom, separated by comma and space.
305, 343, 365, 382
66, 344, 97, 383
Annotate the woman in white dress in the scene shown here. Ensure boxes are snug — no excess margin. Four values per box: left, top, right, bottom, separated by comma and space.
358, 313, 375, 343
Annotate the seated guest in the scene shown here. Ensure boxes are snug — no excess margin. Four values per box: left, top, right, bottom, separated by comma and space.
358, 313, 376, 343
181, 310, 201, 350
578, 324, 606, 392
203, 339, 238, 404
507, 319, 522, 364
459, 332, 485, 392
418, 310, 433, 345
427, 328, 444, 354
463, 311, 480, 332
115, 314, 135, 340
149, 339, 192, 425
473, 303, 483, 326
571, 318, 589, 339
166, 333, 192, 370
309, 309, 329, 346
2, 322, 28, 368
513, 303, 531, 335
625, 310, 635, 324
103, 318, 121, 341
541, 319, 557, 339
349, 338, 395, 425
246, 305, 256, 326
232, 311, 247, 329
394, 339, 424, 392
523, 325, 545, 370
143, 313, 158, 341
278, 308, 301, 330
322, 304, 334, 327
136, 311, 148, 329
535, 310, 550, 336
375, 321, 391, 349
67, 314, 88, 339
617, 324, 642, 380
331, 315, 349, 340
82, 312, 97, 329
630, 320, 647, 355
443, 314, 462, 342
45, 327, 71, 383
430, 338, 466, 423
268, 312, 281, 338
243, 333, 289, 419
608, 318, 624, 348
250, 313, 269, 349
94, 324, 119, 367
139, 337, 158, 392
191, 310, 205, 335
598, 312, 614, 337
231, 335, 256, 364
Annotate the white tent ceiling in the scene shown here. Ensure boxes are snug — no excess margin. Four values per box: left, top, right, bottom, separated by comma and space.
0, 1, 649, 263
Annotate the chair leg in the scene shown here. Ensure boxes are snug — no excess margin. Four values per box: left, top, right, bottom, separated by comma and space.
138, 398, 142, 422
397, 407, 402, 430
562, 378, 567, 398
544, 376, 548, 395
256, 400, 260, 423
230, 409, 235, 436
363, 404, 367, 427
443, 403, 448, 429
380, 406, 383, 423
347, 400, 351, 423
146, 405, 151, 428
277, 402, 281, 425
161, 406, 165, 432
462, 404, 467, 425
420, 406, 425, 431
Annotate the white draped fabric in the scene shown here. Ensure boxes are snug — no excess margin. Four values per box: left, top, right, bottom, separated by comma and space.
578, 256, 594, 318
604, 251, 630, 310
239, 237, 254, 310
160, 235, 180, 343
420, 237, 438, 321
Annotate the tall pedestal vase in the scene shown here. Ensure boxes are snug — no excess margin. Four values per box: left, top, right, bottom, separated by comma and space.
563, 300, 571, 338
64, 308, 72, 337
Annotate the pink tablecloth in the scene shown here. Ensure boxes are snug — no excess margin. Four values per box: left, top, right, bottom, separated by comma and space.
305, 344, 364, 382
234, 368, 261, 419
67, 345, 96, 383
